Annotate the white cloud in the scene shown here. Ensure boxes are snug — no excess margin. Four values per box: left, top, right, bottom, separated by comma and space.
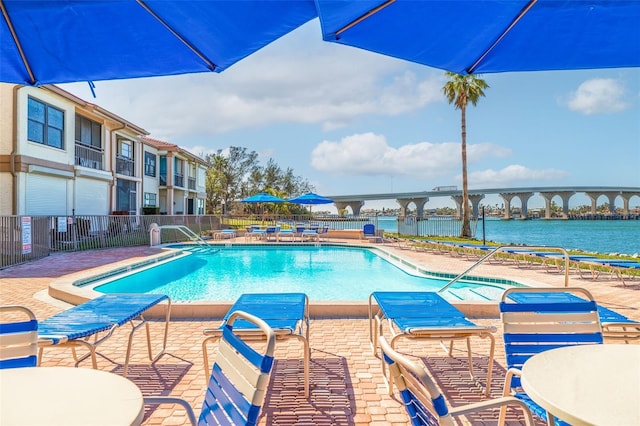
310, 132, 511, 178
60, 24, 443, 140
565, 78, 629, 114
466, 165, 569, 187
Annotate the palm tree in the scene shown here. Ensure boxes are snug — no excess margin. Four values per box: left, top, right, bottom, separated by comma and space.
443, 72, 489, 237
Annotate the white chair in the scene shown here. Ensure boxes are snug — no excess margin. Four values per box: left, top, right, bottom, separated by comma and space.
379, 335, 533, 426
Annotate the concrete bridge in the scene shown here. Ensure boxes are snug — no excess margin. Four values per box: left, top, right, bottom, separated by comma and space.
326, 186, 640, 220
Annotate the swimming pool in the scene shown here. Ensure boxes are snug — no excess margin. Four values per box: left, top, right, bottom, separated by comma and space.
92, 245, 517, 302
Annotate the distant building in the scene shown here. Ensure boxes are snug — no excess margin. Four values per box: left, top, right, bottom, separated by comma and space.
0, 83, 208, 216
141, 137, 208, 215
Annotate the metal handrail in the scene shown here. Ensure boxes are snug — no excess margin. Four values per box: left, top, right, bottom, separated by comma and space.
438, 245, 570, 293
158, 225, 209, 248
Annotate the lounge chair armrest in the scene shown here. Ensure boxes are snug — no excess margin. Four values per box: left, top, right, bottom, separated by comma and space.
502, 367, 522, 396
202, 327, 221, 336
449, 396, 534, 425
144, 396, 197, 426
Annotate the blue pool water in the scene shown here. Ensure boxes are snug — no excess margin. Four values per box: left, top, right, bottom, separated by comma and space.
93, 246, 511, 302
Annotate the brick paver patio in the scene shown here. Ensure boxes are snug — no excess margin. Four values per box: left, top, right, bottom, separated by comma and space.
1, 241, 638, 425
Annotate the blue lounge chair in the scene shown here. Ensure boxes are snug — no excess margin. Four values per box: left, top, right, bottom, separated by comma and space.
378, 335, 534, 426
506, 289, 640, 343
264, 226, 279, 241
294, 225, 307, 241
362, 223, 381, 243
203, 293, 310, 397
317, 225, 330, 241
217, 229, 237, 239
301, 228, 319, 242
498, 287, 603, 425
607, 261, 640, 286
576, 259, 640, 285
0, 306, 39, 369
276, 226, 295, 242
37, 294, 171, 376
146, 310, 276, 426
244, 225, 265, 241
369, 291, 496, 396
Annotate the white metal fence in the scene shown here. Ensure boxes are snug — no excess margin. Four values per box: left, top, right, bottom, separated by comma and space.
0, 214, 474, 270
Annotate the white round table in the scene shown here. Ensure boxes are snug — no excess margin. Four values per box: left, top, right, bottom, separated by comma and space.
0, 367, 144, 425
521, 344, 640, 426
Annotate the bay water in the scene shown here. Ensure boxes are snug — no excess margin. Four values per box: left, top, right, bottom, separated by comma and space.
376, 216, 639, 255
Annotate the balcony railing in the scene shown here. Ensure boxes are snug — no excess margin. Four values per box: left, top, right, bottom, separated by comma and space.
159, 173, 167, 186
188, 177, 196, 190
116, 155, 135, 177
75, 143, 104, 170
174, 173, 184, 188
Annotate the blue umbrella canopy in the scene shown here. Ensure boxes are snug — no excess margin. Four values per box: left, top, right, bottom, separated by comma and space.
288, 192, 334, 205
315, 0, 640, 74
241, 193, 286, 204
2, 1, 638, 86
0, 0, 317, 86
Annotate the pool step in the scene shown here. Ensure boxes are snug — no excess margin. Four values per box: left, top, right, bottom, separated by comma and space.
184, 246, 220, 254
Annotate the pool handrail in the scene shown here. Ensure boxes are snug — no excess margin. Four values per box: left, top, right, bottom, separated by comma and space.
437, 246, 570, 293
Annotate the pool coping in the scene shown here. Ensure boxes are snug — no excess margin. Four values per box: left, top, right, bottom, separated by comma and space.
47, 242, 535, 319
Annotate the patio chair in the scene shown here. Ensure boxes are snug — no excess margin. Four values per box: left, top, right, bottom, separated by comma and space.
203, 292, 310, 397
146, 310, 275, 426
37, 294, 171, 376
315, 225, 330, 241
294, 225, 307, 241
216, 229, 237, 240
498, 287, 603, 425
244, 224, 264, 241
301, 228, 320, 242
506, 288, 640, 343
580, 259, 640, 286
362, 223, 381, 243
0, 305, 39, 369
369, 291, 496, 396
264, 226, 279, 241
276, 226, 296, 242
379, 335, 534, 426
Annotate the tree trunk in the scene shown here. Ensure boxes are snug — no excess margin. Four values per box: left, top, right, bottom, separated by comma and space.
460, 104, 471, 237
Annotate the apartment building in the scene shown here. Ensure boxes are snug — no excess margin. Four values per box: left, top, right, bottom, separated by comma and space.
0, 83, 207, 216
141, 137, 208, 215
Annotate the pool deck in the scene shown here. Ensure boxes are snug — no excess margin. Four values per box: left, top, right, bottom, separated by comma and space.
1, 238, 639, 425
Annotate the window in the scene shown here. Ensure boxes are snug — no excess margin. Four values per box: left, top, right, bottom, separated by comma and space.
144, 151, 156, 177
118, 139, 133, 159
116, 138, 135, 176
116, 179, 137, 214
143, 192, 157, 207
75, 115, 101, 148
28, 97, 64, 149
174, 158, 184, 187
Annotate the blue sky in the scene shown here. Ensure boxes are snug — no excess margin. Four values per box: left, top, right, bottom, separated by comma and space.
61, 20, 640, 212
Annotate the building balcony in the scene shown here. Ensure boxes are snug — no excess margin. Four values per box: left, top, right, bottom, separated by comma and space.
174, 173, 184, 188
116, 156, 135, 177
75, 143, 104, 170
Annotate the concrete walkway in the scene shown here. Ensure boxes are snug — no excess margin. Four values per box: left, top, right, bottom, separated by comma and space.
1, 242, 638, 425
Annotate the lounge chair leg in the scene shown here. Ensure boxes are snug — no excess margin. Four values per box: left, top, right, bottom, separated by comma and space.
145, 321, 153, 360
